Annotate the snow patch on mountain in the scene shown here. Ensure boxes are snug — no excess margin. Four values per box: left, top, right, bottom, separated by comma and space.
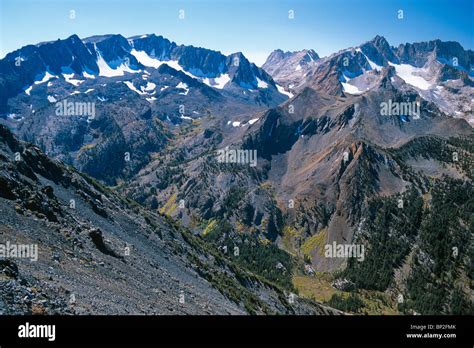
96, 46, 138, 77
340, 74, 366, 95
248, 118, 259, 125
7, 113, 23, 122
142, 82, 156, 92
356, 48, 383, 71
97, 54, 126, 77
24, 72, 57, 95
62, 73, 84, 86
123, 81, 144, 95
123, 80, 155, 97
130, 49, 164, 69
166, 61, 198, 79
341, 81, 365, 95
276, 84, 294, 98
389, 62, 432, 90
256, 77, 268, 88
214, 74, 231, 89
130, 49, 200, 81
82, 71, 95, 79
176, 82, 189, 95
228, 118, 259, 127
36, 72, 57, 85
203, 74, 231, 89
62, 74, 80, 85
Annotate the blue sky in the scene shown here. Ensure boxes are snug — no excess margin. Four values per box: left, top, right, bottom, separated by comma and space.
1, 0, 472, 65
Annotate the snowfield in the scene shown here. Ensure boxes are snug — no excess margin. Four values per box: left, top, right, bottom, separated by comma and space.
123, 81, 144, 95
96, 45, 138, 77
176, 82, 190, 95
341, 82, 365, 95
389, 62, 432, 90
256, 77, 268, 88
62, 73, 84, 86
130, 49, 163, 69
276, 84, 294, 98
203, 74, 231, 89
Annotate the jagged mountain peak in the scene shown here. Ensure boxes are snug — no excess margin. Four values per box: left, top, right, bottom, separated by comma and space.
263, 48, 319, 69
261, 48, 319, 94
396, 39, 473, 70
265, 48, 319, 62
302, 48, 320, 60
260, 36, 472, 124
227, 51, 252, 68
366, 35, 390, 46
266, 49, 290, 60
359, 35, 398, 66
0, 33, 290, 113
226, 52, 270, 89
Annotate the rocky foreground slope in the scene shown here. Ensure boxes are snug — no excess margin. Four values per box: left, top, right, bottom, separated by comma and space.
0, 125, 338, 315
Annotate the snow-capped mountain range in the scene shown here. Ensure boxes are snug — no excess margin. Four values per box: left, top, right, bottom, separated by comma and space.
0, 34, 472, 185
263, 36, 473, 124
0, 33, 290, 112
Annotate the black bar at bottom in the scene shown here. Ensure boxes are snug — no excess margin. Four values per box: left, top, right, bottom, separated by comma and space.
0, 315, 471, 346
